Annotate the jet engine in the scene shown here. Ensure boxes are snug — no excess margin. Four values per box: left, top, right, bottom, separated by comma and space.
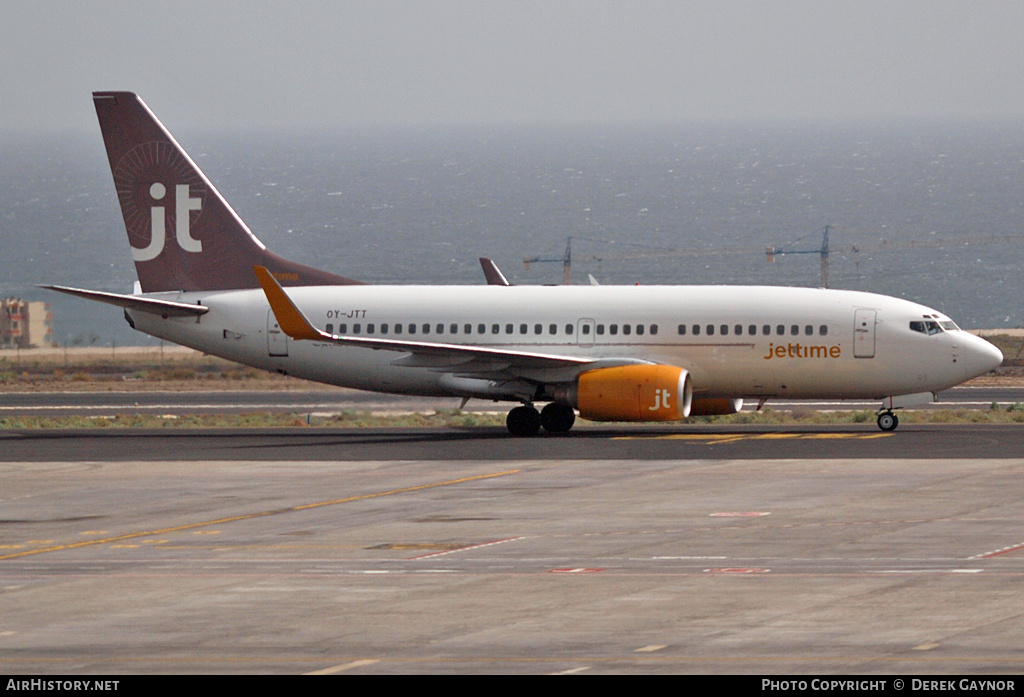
689, 397, 744, 416
557, 364, 692, 422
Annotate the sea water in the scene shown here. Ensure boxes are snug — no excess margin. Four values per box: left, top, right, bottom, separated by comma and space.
2, 120, 1022, 347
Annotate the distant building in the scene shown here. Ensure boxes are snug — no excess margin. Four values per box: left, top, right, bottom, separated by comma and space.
1, 299, 53, 349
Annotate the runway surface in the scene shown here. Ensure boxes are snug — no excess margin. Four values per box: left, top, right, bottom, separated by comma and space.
3, 423, 1024, 462
1, 385, 1022, 417
3, 425, 1024, 674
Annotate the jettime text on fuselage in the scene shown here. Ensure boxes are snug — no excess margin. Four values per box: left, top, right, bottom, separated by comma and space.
763, 342, 842, 360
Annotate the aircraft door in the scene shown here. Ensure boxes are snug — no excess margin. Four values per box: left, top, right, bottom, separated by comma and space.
267, 309, 289, 357
853, 309, 876, 358
577, 318, 595, 348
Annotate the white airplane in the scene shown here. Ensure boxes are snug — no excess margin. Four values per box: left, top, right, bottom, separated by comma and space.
45, 92, 1004, 436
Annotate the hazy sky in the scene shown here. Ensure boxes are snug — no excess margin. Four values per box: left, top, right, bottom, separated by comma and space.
3, 0, 1024, 132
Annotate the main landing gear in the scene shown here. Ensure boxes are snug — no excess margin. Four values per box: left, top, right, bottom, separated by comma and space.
876, 409, 899, 432
506, 403, 576, 437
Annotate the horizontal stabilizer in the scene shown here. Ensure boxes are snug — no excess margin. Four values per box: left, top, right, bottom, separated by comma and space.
40, 284, 209, 317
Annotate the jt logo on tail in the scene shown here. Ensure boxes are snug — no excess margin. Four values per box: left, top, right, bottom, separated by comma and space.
93, 91, 362, 292
133, 183, 204, 261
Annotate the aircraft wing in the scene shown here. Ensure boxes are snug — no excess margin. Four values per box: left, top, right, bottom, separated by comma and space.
255, 266, 640, 379
41, 284, 209, 317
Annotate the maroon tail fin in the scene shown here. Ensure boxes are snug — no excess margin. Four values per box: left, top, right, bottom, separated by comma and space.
92, 91, 363, 292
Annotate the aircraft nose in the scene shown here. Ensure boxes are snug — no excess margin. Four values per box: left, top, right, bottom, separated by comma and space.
963, 334, 1003, 378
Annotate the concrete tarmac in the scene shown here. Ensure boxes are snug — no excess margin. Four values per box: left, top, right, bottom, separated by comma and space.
4, 423, 1024, 462
1, 385, 1022, 417
3, 426, 1024, 674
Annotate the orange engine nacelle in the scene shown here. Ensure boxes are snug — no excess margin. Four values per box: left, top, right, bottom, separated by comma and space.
689, 397, 744, 416
573, 365, 692, 422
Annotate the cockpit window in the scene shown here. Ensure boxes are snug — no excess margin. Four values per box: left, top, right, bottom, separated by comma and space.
910, 320, 943, 335
939, 320, 959, 331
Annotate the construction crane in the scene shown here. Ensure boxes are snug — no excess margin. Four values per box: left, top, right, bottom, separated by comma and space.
766, 225, 831, 288
523, 236, 573, 285
521, 227, 1019, 288
522, 235, 695, 284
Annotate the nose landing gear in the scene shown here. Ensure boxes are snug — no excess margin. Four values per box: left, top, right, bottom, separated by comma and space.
876, 409, 899, 431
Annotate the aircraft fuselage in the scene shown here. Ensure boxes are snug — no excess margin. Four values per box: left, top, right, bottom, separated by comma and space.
129, 283, 998, 402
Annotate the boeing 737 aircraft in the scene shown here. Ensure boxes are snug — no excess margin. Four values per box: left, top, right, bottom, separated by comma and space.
45, 92, 1003, 436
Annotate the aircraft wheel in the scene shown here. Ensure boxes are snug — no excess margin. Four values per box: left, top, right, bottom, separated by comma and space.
507, 405, 541, 437
877, 411, 899, 431
540, 403, 576, 434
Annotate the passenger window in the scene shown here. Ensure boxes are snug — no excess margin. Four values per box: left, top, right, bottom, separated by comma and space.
805, 325, 813, 336
749, 325, 757, 335
776, 325, 785, 335
609, 324, 618, 335
326, 323, 333, 334
353, 323, 361, 334
791, 325, 799, 336
339, 323, 347, 334
381, 324, 388, 334
720, 324, 728, 335
637, 325, 645, 336
597, 324, 605, 335
367, 323, 375, 334
763, 325, 771, 336
505, 324, 513, 334
436, 324, 444, 334
450, 323, 458, 334
520, 324, 528, 334
565, 324, 574, 334
650, 325, 658, 335
735, 324, 743, 335
408, 324, 416, 334
623, 324, 632, 336
464, 324, 472, 334
491, 324, 499, 334
678, 324, 687, 335
549, 324, 557, 335
582, 324, 591, 335
395, 324, 402, 335
421, 324, 429, 334
477, 324, 486, 334
534, 324, 542, 335
819, 325, 828, 336
706, 324, 714, 336
693, 324, 700, 336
